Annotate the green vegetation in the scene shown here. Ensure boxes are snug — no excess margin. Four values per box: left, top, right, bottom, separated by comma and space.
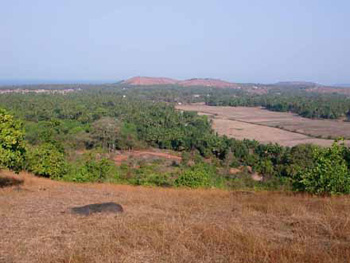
0, 109, 26, 172
174, 163, 214, 188
207, 92, 350, 119
64, 153, 116, 183
1, 85, 350, 194
26, 143, 68, 179
293, 141, 350, 194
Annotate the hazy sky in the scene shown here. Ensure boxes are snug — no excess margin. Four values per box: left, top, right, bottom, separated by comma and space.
1, 0, 349, 84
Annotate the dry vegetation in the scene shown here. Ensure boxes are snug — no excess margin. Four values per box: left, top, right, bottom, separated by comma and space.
1, 171, 350, 263
113, 149, 181, 166
177, 104, 350, 147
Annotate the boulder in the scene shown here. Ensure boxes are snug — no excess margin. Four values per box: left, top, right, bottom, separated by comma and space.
71, 202, 123, 216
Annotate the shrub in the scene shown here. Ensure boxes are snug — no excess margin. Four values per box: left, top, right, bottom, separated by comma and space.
174, 164, 214, 188
65, 154, 116, 183
293, 141, 350, 195
27, 143, 68, 179
0, 109, 26, 172
138, 173, 173, 187
175, 170, 211, 188
80, 157, 112, 182
256, 159, 275, 176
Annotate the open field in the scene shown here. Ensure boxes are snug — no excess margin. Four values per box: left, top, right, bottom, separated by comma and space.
177, 104, 350, 147
1, 171, 350, 263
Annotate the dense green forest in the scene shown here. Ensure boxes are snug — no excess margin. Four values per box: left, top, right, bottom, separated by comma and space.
1, 85, 350, 194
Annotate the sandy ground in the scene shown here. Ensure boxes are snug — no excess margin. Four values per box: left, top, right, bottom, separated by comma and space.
1, 171, 350, 263
177, 104, 350, 147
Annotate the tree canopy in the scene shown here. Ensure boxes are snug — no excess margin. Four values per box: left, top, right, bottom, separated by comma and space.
0, 109, 26, 172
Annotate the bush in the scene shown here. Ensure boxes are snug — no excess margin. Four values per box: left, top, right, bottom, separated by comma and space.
27, 143, 68, 179
256, 159, 275, 176
0, 109, 26, 172
175, 164, 214, 188
65, 154, 116, 183
293, 141, 350, 195
175, 170, 211, 188
135, 173, 173, 187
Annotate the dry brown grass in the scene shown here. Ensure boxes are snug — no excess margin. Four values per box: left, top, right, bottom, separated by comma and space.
176, 104, 350, 147
1, 171, 350, 263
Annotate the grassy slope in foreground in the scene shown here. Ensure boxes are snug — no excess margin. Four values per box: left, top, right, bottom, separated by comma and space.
1, 171, 350, 263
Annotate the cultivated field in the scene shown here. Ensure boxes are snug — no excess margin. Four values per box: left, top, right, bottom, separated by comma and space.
1, 172, 350, 263
177, 104, 350, 147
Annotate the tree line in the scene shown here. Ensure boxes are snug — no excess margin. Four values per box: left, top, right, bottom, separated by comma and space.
206, 92, 350, 120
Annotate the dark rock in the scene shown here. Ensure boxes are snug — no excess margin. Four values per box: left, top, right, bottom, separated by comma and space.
0, 176, 23, 188
71, 202, 123, 216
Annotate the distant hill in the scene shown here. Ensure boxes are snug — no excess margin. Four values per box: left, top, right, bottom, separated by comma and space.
273, 81, 350, 95
123, 76, 239, 88
180, 78, 239, 88
123, 77, 179, 86
274, 81, 320, 88
335, 84, 350, 88
121, 77, 350, 95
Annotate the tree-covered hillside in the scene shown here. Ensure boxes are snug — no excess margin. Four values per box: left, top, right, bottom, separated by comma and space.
1, 85, 350, 194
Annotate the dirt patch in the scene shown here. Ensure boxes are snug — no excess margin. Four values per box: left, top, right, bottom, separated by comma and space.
113, 150, 181, 165
1, 171, 350, 262
177, 104, 350, 147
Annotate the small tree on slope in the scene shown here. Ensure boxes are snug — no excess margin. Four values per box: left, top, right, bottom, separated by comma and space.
294, 141, 350, 195
0, 109, 26, 173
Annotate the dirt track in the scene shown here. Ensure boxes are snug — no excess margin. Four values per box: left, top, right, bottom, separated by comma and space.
177, 104, 350, 147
